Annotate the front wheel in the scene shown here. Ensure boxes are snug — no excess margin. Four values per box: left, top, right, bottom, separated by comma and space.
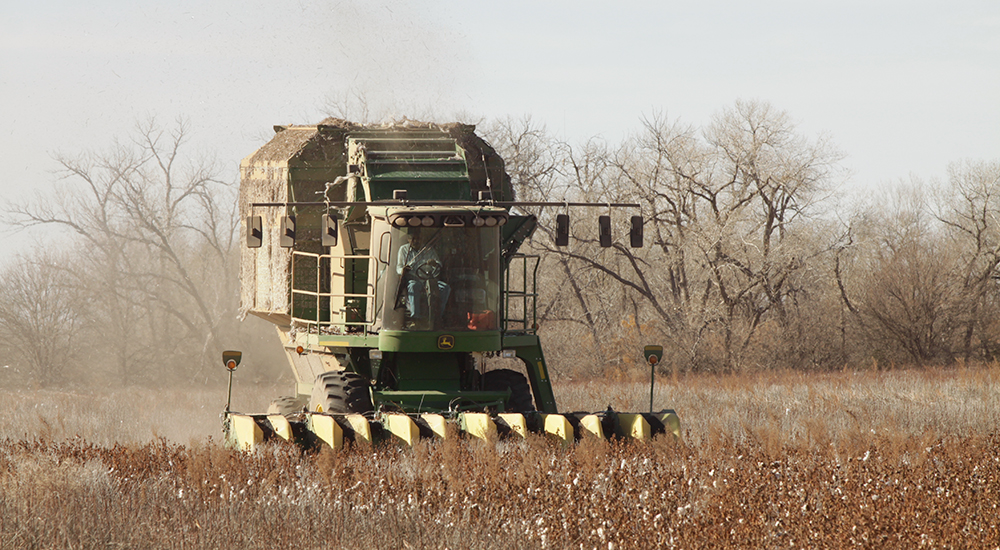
309, 371, 374, 414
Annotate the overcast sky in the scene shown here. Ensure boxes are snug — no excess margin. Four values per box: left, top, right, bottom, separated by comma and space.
2, 1, 998, 261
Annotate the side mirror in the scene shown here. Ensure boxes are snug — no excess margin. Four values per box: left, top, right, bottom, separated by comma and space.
222, 350, 242, 371
322, 214, 339, 247
598, 215, 612, 248
630, 216, 644, 248
279, 216, 296, 248
555, 214, 570, 247
246, 216, 262, 248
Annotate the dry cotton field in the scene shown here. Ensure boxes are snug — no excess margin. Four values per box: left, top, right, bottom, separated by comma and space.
1, 366, 999, 549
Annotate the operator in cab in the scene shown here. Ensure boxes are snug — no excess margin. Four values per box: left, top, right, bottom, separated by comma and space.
395, 228, 451, 328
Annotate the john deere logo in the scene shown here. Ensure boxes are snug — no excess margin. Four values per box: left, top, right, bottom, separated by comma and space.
437, 334, 455, 350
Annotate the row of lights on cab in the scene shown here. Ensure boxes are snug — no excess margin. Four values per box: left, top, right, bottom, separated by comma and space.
391, 215, 508, 228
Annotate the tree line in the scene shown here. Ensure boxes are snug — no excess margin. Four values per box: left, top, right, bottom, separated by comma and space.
483, 101, 1000, 377
2, 104, 998, 387
0, 119, 281, 388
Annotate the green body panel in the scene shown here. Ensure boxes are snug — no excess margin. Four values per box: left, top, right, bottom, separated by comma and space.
309, 328, 557, 414
378, 330, 502, 353
352, 134, 472, 201
502, 334, 558, 414
368, 179, 470, 201
393, 352, 462, 391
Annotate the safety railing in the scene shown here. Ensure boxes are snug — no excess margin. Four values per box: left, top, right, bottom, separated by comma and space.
503, 254, 539, 334
290, 250, 376, 334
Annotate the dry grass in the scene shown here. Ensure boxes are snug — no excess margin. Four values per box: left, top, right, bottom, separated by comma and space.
558, 364, 1000, 446
1, 366, 999, 548
0, 380, 286, 446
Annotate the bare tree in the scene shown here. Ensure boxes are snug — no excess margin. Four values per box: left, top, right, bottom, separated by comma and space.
678, 101, 836, 368
6, 118, 239, 384
837, 183, 963, 366
0, 254, 84, 386
934, 159, 1000, 361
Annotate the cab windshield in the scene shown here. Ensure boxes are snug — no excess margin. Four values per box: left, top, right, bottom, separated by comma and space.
382, 225, 500, 331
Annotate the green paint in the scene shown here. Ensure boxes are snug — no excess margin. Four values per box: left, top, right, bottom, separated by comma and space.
379, 330, 501, 353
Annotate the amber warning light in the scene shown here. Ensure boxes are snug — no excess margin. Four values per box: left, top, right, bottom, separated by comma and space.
222, 350, 242, 372
222, 350, 243, 413
643, 345, 662, 365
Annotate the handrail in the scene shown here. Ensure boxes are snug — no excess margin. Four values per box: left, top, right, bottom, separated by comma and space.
292, 289, 373, 299
292, 250, 371, 261
290, 250, 376, 334
503, 254, 539, 334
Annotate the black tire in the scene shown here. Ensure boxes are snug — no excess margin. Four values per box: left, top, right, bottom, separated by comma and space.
310, 371, 374, 414
266, 395, 308, 417
483, 369, 534, 413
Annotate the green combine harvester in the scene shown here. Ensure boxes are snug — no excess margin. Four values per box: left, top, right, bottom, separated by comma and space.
223, 119, 679, 450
